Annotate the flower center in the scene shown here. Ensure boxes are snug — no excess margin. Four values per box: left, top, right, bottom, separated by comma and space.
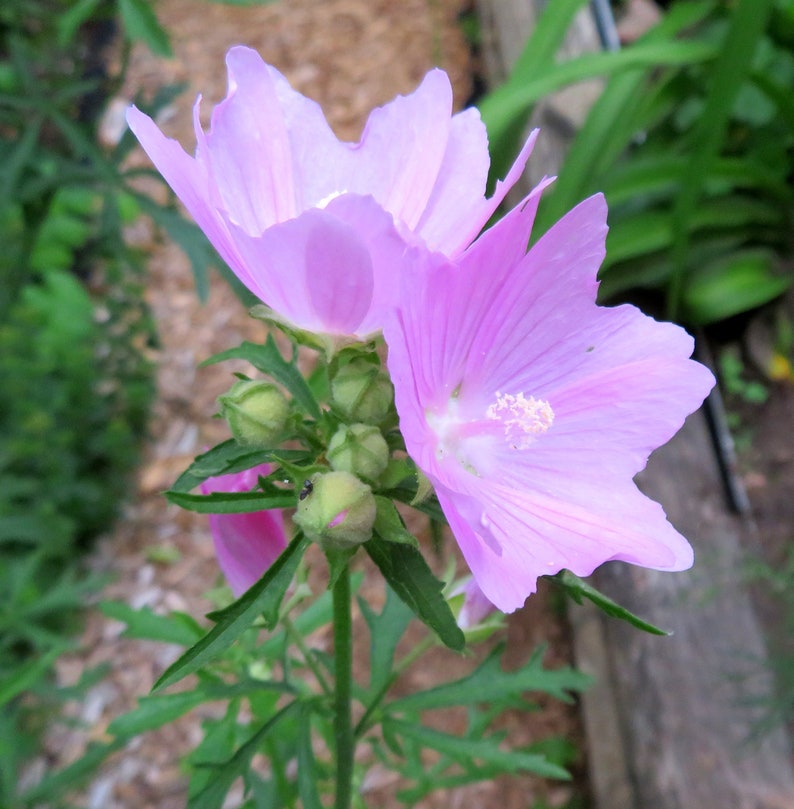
485, 392, 554, 450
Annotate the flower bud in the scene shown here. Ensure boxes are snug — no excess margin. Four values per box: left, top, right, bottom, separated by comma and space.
294, 471, 376, 552
330, 359, 393, 425
327, 423, 389, 482
219, 380, 289, 448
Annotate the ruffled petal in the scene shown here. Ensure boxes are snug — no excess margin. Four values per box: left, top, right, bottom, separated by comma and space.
417, 127, 540, 256
352, 69, 453, 229
200, 46, 297, 232
126, 105, 260, 294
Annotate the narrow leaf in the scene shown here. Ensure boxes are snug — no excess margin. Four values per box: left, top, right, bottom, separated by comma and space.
153, 534, 309, 691
554, 570, 669, 635
118, 0, 173, 56
365, 536, 464, 651
373, 496, 419, 547
99, 602, 204, 646
166, 489, 296, 514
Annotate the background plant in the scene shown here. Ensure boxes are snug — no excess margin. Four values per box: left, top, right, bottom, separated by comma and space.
479, 0, 793, 326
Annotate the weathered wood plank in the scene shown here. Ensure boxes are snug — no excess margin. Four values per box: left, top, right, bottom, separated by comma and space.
476, 2, 794, 807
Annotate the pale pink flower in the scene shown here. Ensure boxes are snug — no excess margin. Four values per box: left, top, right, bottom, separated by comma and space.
127, 46, 535, 338
384, 189, 716, 613
200, 464, 287, 597
452, 578, 497, 630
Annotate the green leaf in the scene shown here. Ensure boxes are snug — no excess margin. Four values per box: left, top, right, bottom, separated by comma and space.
154, 534, 310, 691
554, 570, 669, 635
296, 705, 323, 809
18, 741, 124, 803
383, 718, 570, 780
373, 496, 419, 548
166, 489, 296, 514
99, 602, 204, 646
57, 0, 104, 46
0, 645, 63, 707
535, 0, 720, 231
480, 40, 717, 164
168, 439, 310, 494
189, 701, 301, 809
364, 536, 464, 651
118, 0, 173, 56
109, 681, 295, 737
359, 585, 414, 699
683, 250, 790, 324
133, 195, 212, 300
387, 644, 589, 714
668, 0, 776, 318
203, 337, 321, 419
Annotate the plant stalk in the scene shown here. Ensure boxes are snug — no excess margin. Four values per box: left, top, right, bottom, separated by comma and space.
333, 565, 354, 809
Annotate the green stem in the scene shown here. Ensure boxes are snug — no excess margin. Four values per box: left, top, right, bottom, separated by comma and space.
282, 615, 332, 698
333, 565, 354, 809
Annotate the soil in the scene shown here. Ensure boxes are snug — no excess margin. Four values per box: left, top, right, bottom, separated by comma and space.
31, 2, 587, 808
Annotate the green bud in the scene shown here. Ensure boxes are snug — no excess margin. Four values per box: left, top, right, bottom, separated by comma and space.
219, 380, 289, 448
330, 359, 394, 425
327, 423, 389, 482
294, 471, 376, 552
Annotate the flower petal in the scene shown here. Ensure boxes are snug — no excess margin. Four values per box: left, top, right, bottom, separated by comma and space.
200, 464, 287, 597
417, 127, 540, 256
229, 194, 405, 336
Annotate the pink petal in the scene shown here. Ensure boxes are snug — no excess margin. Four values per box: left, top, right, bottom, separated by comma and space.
417, 127, 540, 256
352, 69, 453, 229
229, 194, 405, 337
198, 46, 297, 232
200, 464, 287, 597
126, 106, 261, 294
386, 190, 715, 614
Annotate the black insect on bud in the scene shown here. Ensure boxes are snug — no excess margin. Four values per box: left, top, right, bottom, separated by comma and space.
299, 479, 313, 501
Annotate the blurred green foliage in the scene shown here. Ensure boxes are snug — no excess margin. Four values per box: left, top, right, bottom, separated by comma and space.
0, 0, 161, 802
479, 0, 794, 325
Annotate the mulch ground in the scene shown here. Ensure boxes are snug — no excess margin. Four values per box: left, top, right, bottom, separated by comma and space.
30, 2, 586, 807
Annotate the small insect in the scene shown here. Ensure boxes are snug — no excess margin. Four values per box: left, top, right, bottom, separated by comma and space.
299, 479, 313, 501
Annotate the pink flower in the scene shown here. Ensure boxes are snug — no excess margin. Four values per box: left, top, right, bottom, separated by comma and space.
126, 46, 534, 338
384, 189, 716, 613
200, 464, 287, 597
452, 578, 497, 630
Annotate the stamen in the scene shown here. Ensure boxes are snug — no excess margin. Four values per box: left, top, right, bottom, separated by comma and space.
486, 392, 554, 449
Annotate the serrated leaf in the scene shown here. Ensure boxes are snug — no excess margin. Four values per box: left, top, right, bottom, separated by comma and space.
384, 718, 571, 780
154, 535, 309, 691
554, 570, 669, 635
296, 705, 323, 809
387, 643, 589, 714
202, 337, 321, 419
365, 536, 464, 651
359, 585, 414, 699
118, 0, 172, 56
189, 701, 301, 809
373, 496, 419, 547
109, 681, 295, 738
99, 602, 204, 646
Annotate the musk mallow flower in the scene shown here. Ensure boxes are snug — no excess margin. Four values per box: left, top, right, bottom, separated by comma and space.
384, 188, 716, 614
126, 45, 535, 338
200, 464, 287, 597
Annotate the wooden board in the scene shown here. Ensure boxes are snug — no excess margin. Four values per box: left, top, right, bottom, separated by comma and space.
476, 2, 794, 807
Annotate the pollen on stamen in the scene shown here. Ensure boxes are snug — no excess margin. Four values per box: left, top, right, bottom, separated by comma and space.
486, 392, 555, 450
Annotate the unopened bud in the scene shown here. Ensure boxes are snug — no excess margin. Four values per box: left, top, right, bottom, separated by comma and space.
219, 380, 289, 448
330, 359, 393, 425
294, 471, 376, 552
327, 423, 389, 482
